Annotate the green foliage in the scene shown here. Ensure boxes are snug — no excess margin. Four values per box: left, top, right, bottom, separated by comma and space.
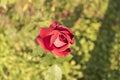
0, 0, 120, 80
0, 0, 16, 6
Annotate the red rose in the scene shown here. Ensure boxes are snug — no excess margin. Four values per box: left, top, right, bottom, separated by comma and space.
36, 21, 74, 57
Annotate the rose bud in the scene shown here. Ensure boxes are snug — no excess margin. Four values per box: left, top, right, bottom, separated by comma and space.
36, 21, 74, 57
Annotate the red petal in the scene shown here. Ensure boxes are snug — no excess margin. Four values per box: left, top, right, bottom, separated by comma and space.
49, 30, 60, 46
39, 28, 52, 38
52, 48, 71, 57
58, 25, 73, 36
43, 36, 53, 51
57, 25, 74, 43
53, 43, 69, 52
70, 38, 74, 44
65, 33, 74, 44
36, 35, 54, 51
53, 36, 66, 47
61, 31, 74, 44
36, 35, 50, 51
50, 20, 60, 28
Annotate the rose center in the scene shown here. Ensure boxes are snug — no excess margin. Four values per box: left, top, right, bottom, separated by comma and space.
53, 36, 66, 47
59, 34, 67, 43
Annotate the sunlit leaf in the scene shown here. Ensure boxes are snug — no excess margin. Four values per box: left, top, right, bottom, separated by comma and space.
47, 64, 62, 80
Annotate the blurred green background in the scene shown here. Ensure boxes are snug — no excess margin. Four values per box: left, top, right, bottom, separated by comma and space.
0, 0, 120, 80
